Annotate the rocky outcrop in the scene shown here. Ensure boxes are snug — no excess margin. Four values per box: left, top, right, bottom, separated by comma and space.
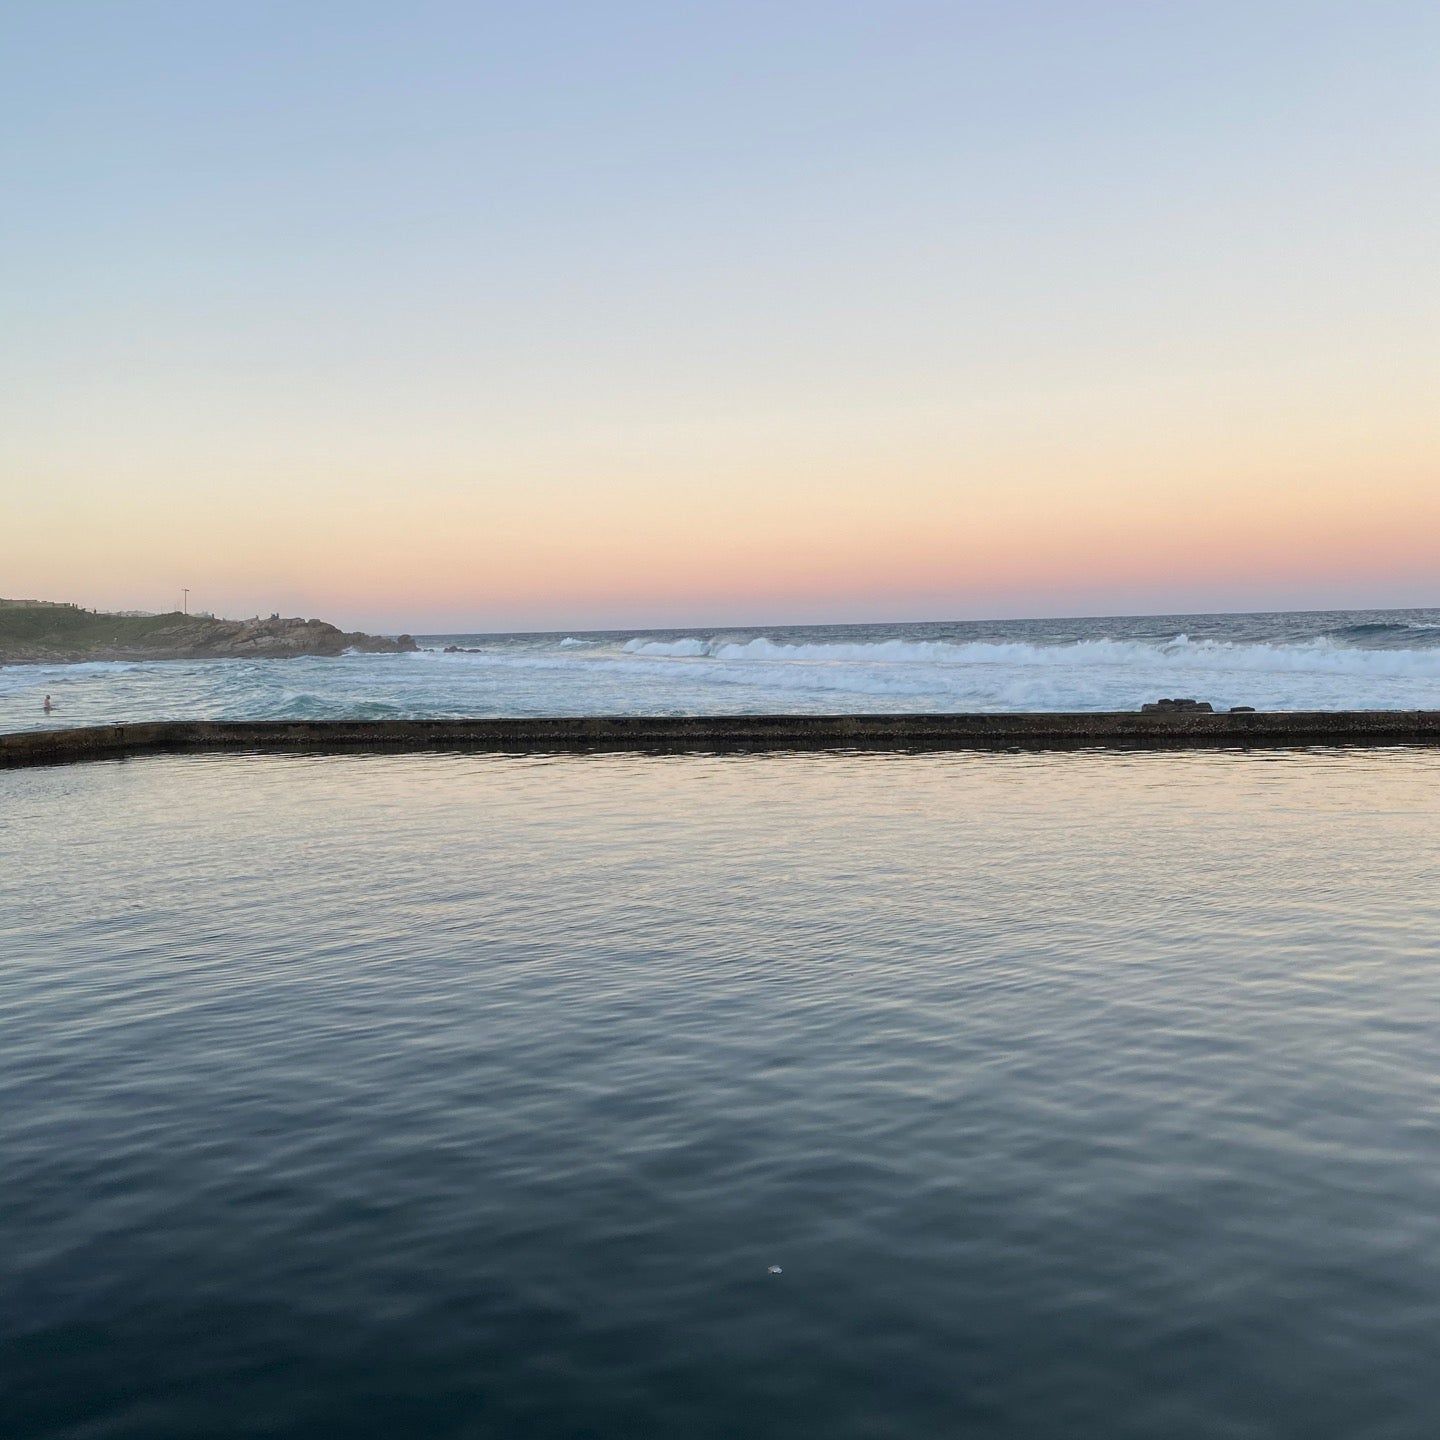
0, 601, 417, 663
179, 616, 417, 659
1141, 698, 1214, 713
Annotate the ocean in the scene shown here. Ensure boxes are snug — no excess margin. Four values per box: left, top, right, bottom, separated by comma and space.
3, 747, 1439, 1438
3, 607, 1440, 731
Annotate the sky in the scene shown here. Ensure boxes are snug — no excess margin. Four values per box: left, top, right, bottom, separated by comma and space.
1, 1, 1437, 633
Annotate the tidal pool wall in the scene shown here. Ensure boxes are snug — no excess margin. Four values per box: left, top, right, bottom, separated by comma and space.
5, 711, 1440, 767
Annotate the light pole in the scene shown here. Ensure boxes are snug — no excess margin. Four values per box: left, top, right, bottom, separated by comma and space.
182, 588, 190, 615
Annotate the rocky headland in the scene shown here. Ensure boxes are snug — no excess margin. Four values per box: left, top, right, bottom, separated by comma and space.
0, 600, 417, 664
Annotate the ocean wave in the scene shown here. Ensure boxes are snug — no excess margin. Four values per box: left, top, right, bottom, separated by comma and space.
271, 691, 409, 719
0, 659, 155, 679
1331, 622, 1414, 637
1326, 620, 1440, 644
623, 633, 1440, 678
8, 617, 1440, 729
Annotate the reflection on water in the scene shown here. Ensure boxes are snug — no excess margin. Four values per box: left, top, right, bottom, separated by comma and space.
2, 749, 1439, 1439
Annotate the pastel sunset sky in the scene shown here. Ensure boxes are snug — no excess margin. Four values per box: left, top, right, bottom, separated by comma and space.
2, 1, 1436, 632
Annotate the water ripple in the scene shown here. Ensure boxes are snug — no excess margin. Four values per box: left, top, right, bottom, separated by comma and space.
2, 749, 1439, 1438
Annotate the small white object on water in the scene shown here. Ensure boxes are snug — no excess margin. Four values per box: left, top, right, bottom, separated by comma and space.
767, 1265, 783, 1275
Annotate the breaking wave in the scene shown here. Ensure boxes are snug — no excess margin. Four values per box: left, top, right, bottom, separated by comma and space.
9, 611, 1440, 729
623, 634, 1440, 679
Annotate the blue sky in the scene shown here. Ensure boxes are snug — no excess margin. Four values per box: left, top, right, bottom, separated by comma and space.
2, 2, 1437, 629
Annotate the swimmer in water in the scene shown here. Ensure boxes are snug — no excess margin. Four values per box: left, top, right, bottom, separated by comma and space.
43, 694, 53, 713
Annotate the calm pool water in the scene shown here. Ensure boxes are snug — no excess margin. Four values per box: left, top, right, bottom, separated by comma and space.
2, 749, 1438, 1438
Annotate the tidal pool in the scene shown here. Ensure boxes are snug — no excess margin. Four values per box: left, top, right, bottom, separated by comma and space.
2, 749, 1438, 1439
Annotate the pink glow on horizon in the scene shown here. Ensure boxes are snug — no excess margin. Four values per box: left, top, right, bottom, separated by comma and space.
4, 3, 1437, 633
9, 451, 1439, 632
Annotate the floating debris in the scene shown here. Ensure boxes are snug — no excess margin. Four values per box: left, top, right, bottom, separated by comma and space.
767, 1265, 783, 1275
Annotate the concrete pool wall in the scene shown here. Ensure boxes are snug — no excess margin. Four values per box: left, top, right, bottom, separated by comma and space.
6, 711, 1440, 767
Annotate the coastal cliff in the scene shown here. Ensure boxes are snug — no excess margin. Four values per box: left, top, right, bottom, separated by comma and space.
0, 600, 417, 663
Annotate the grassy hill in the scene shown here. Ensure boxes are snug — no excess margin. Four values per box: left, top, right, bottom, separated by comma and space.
0, 601, 415, 662
0, 603, 197, 651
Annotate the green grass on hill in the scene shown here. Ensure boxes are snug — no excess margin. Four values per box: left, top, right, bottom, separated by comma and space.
0, 603, 207, 649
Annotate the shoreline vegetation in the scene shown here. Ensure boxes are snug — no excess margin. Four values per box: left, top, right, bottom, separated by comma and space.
0, 599, 416, 664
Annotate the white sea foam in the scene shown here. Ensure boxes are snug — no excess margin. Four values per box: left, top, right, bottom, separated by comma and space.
622, 633, 1440, 679
8, 617, 1440, 731
625, 637, 713, 657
